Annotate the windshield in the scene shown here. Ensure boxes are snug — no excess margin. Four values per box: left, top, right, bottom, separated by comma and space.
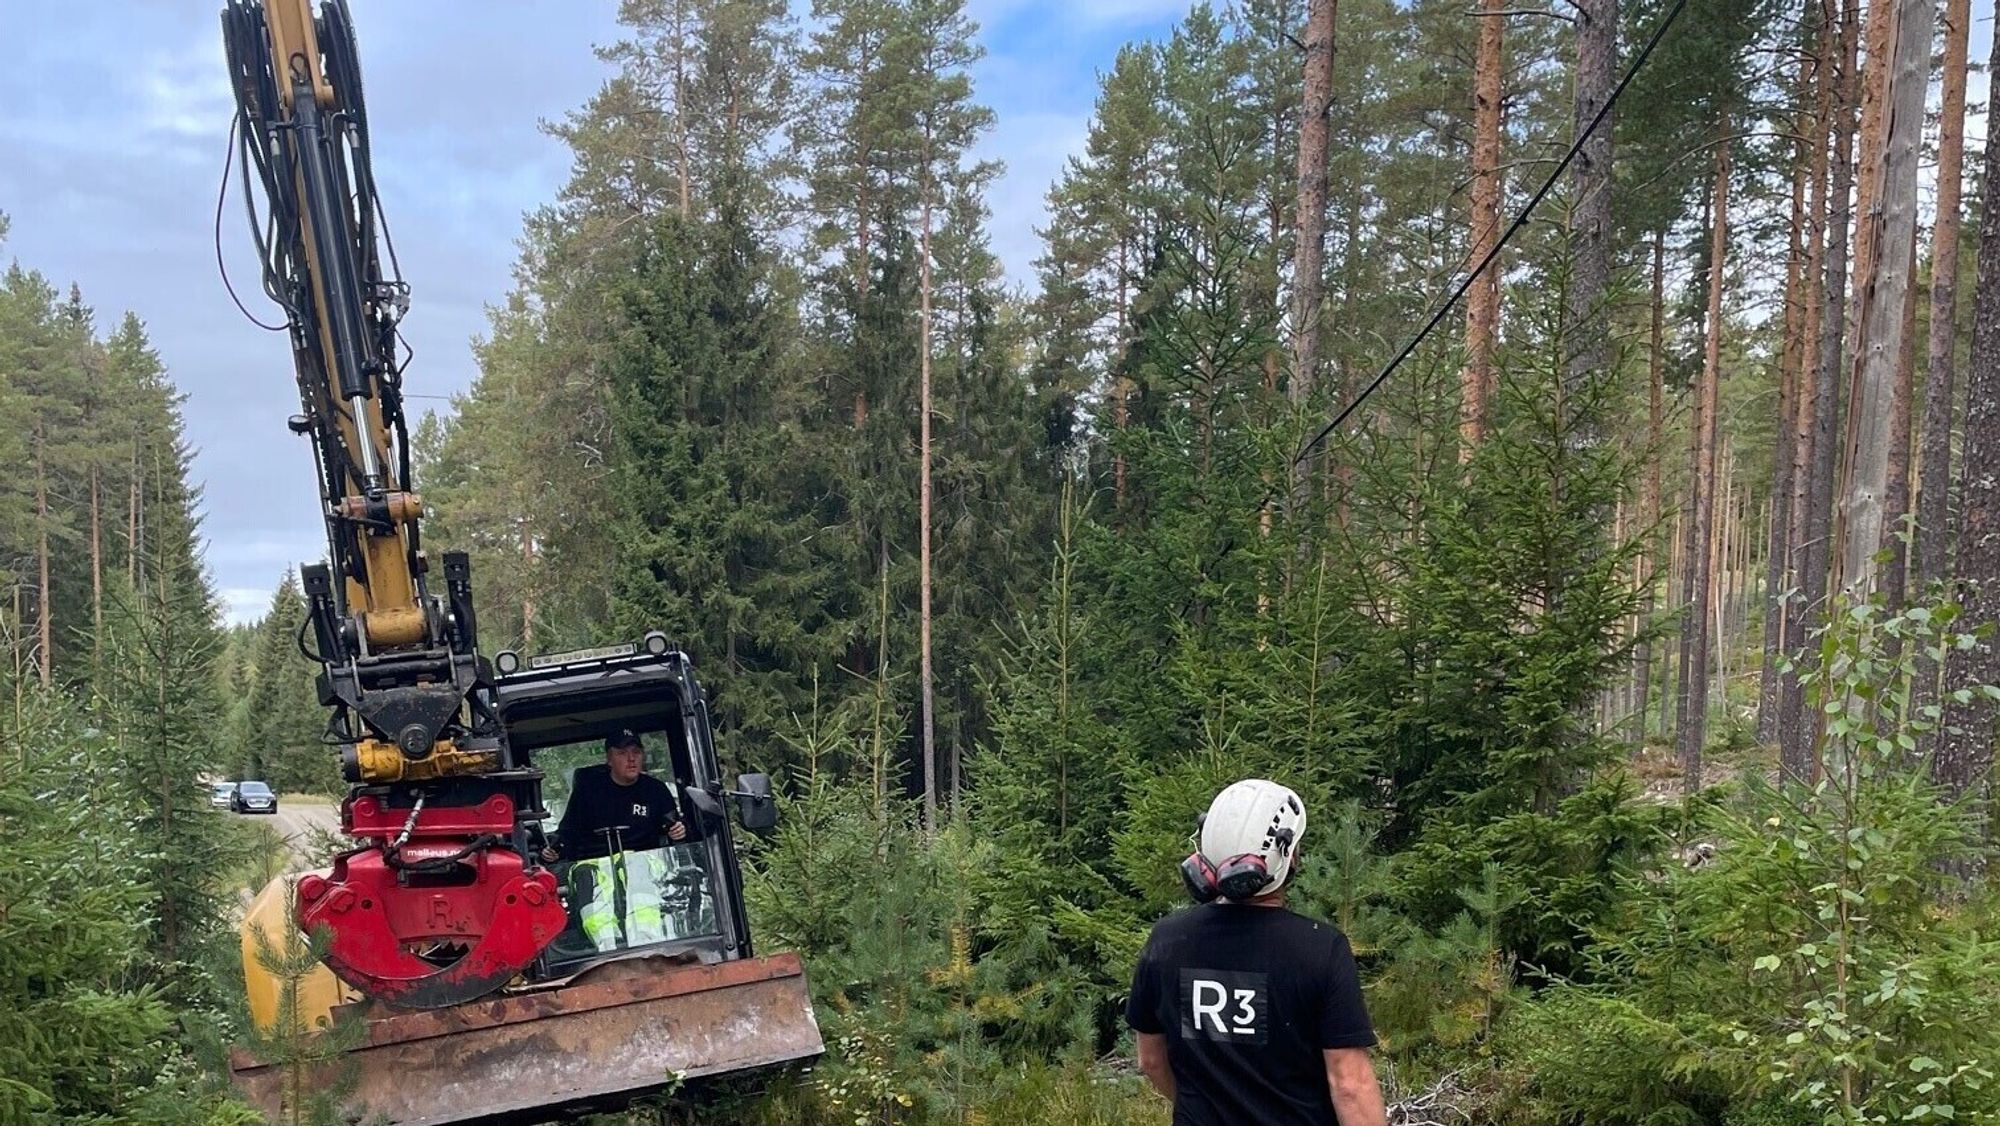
239, 782, 272, 796
545, 843, 719, 964
212, 783, 235, 794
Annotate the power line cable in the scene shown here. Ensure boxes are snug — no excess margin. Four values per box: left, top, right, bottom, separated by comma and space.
1292, 0, 1692, 469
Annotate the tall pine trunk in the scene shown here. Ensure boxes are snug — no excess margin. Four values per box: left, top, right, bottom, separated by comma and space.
919, 156, 938, 829
1838, 0, 1932, 594
1633, 231, 1666, 741
1679, 139, 1730, 794
35, 426, 51, 690
1935, 5, 2000, 801
1289, 0, 1337, 424
1761, 84, 1812, 742
1918, 0, 1971, 586
1461, 0, 1503, 454
1786, 0, 1859, 780
1565, 0, 1616, 419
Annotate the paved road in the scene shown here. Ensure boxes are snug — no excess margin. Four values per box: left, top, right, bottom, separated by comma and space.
260, 798, 341, 867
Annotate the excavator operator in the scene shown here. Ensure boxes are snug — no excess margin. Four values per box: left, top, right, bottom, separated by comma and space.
546, 730, 697, 862
545, 731, 713, 953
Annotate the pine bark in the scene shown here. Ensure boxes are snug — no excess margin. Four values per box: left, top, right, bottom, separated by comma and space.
1917, 0, 1972, 586
35, 427, 51, 690
1565, 0, 1616, 416
1678, 140, 1730, 795
1461, 0, 1504, 454
1786, 0, 1859, 780
1883, 237, 1918, 609
90, 464, 103, 644
1633, 231, 1666, 741
1935, 2, 2000, 800
1289, 0, 1337, 417
1761, 87, 1812, 742
919, 158, 938, 830
1838, 0, 1933, 595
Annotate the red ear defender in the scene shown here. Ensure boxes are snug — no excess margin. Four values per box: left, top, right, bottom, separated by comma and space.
1180, 853, 1221, 903
1212, 853, 1272, 900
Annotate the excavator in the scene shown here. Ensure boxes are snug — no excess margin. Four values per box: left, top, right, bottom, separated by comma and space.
216, 1, 822, 1119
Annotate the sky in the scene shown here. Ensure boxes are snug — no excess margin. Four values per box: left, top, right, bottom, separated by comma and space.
1, 0, 1994, 624
0, 0, 1184, 625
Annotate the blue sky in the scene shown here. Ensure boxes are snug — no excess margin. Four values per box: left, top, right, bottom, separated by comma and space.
0, 0, 1185, 623
2, 1, 1993, 623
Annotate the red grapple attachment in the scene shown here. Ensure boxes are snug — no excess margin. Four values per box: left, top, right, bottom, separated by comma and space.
297, 792, 568, 1010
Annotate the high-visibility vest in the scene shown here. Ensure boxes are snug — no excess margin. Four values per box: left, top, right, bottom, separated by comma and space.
572, 851, 671, 952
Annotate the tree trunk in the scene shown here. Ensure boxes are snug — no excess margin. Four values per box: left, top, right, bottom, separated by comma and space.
674, 0, 693, 220
1633, 230, 1667, 743
1289, 0, 1337, 419
1565, 0, 1616, 419
128, 434, 141, 584
1848, 0, 1894, 301
1882, 236, 1918, 610
1787, 0, 1859, 782
1679, 139, 1730, 795
919, 162, 938, 831
1761, 92, 1812, 743
35, 427, 51, 690
1917, 0, 1972, 587
1838, 0, 1933, 595
1461, 0, 1504, 455
90, 464, 103, 646
1935, 1, 2000, 801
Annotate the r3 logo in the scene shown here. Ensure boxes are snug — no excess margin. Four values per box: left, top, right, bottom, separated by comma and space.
1179, 969, 1268, 1045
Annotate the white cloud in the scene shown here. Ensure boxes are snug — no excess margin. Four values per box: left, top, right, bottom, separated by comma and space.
220, 586, 275, 626
977, 110, 1092, 289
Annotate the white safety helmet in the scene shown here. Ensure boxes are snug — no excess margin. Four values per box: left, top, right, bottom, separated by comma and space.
1197, 779, 1307, 899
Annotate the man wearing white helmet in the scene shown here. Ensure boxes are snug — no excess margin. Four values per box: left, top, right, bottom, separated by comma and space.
1125, 779, 1386, 1125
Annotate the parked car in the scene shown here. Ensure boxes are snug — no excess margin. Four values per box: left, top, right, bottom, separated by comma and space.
210, 781, 239, 810
232, 781, 278, 815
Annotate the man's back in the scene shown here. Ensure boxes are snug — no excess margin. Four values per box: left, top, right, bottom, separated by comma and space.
1126, 903, 1375, 1126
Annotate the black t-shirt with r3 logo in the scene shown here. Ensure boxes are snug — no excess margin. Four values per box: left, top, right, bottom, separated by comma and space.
1125, 903, 1376, 1125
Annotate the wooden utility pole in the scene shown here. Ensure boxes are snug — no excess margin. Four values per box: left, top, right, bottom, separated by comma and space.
1917, 0, 1973, 586
1461, 0, 1504, 454
1838, 0, 1933, 594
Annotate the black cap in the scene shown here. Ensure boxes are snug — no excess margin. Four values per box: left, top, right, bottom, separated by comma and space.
605, 729, 643, 752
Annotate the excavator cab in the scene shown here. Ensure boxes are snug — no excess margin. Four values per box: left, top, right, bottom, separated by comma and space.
232, 635, 823, 1124
493, 632, 771, 976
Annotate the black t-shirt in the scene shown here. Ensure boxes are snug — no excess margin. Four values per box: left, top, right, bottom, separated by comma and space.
556, 765, 688, 857
1125, 903, 1376, 1126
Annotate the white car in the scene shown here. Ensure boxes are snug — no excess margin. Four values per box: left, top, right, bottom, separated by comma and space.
210, 781, 238, 810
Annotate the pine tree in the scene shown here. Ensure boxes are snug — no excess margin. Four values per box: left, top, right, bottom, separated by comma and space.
239, 571, 333, 793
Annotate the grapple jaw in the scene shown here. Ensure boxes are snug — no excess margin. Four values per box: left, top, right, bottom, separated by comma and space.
297, 792, 567, 1009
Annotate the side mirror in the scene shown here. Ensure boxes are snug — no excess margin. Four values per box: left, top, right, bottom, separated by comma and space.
733, 772, 777, 834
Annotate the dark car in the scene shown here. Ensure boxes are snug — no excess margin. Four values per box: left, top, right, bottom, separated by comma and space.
232, 780, 278, 814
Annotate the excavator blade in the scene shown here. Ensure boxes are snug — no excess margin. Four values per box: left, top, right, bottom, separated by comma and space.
230, 951, 824, 1124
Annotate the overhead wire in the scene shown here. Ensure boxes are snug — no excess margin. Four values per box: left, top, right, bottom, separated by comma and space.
1290, 0, 1692, 469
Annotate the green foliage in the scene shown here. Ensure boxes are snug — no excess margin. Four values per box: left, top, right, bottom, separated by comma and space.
1497, 598, 2000, 1125
0, 692, 259, 1124
240, 892, 366, 1126
233, 571, 338, 793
